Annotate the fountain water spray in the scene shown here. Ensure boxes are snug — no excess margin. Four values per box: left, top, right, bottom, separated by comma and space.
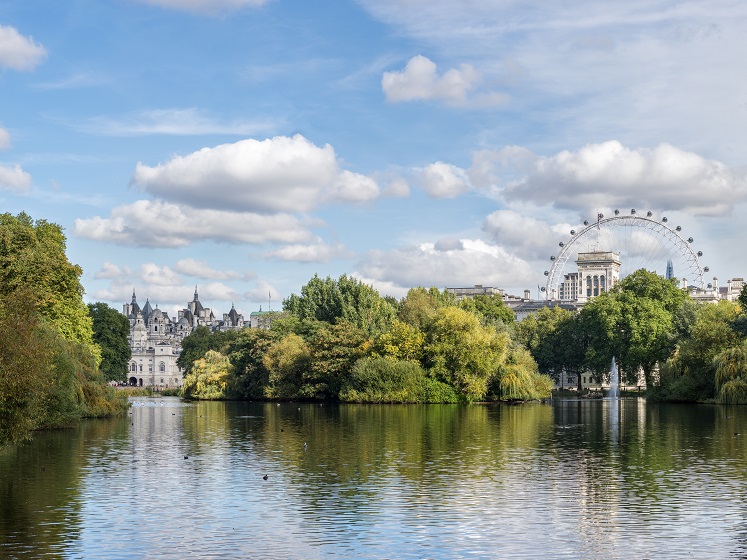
609, 357, 619, 399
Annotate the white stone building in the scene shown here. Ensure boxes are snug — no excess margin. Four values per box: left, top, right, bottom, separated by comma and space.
122, 288, 247, 389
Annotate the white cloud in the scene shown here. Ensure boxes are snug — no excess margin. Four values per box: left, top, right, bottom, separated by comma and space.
419, 162, 471, 198
73, 199, 315, 247
358, 238, 535, 292
134, 0, 270, 15
502, 141, 747, 216
131, 135, 380, 213
482, 210, 572, 260
245, 280, 282, 305
266, 242, 350, 263
0, 127, 10, 150
382, 55, 480, 104
174, 258, 241, 280
0, 164, 31, 192
94, 262, 132, 280
0, 25, 46, 71
382, 178, 410, 198
80, 108, 276, 136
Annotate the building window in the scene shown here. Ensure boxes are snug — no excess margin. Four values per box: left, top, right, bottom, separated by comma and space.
159, 362, 165, 372
130, 363, 137, 372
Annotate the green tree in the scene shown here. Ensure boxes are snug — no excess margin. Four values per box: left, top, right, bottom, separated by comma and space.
182, 350, 233, 400
397, 286, 454, 330
423, 307, 509, 401
88, 302, 131, 382
0, 212, 96, 352
263, 333, 311, 399
283, 274, 396, 336
302, 321, 368, 400
225, 328, 275, 399
177, 326, 238, 375
658, 300, 741, 401
0, 290, 55, 445
515, 305, 575, 385
458, 294, 514, 325
374, 319, 425, 362
714, 343, 747, 404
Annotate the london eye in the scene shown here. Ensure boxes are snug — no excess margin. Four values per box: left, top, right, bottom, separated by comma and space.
544, 209, 706, 300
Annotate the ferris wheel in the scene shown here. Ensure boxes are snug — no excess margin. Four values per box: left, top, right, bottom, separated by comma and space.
544, 209, 707, 300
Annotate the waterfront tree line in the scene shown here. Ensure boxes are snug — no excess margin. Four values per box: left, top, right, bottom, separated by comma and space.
0, 213, 129, 447
516, 269, 747, 404
178, 274, 553, 404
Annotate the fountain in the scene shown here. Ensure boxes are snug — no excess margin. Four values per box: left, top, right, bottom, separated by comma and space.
609, 357, 619, 398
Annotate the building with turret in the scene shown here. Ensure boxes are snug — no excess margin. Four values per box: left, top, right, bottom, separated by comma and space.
122, 288, 246, 388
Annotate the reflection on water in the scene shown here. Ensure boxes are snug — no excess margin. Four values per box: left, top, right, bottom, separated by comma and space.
1, 397, 746, 559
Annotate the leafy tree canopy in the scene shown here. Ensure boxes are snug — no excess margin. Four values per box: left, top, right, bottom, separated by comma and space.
88, 302, 131, 382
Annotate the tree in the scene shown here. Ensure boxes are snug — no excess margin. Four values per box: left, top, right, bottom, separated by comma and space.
0, 289, 55, 445
263, 333, 311, 399
0, 212, 96, 352
302, 321, 368, 400
458, 294, 514, 325
283, 274, 396, 336
225, 328, 274, 399
515, 306, 575, 384
374, 320, 425, 362
423, 307, 509, 401
182, 350, 233, 400
397, 287, 454, 331
177, 326, 238, 375
88, 302, 131, 382
714, 343, 747, 404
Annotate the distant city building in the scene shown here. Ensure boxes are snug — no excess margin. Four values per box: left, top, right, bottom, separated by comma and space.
445, 285, 505, 300
122, 288, 247, 389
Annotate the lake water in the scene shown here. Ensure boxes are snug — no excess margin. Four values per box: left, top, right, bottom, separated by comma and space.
1, 397, 746, 559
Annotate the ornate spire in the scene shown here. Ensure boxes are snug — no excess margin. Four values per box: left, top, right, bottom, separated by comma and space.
194, 285, 199, 301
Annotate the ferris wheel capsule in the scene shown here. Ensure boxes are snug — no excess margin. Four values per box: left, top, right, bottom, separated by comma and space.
550, 256, 555, 260
676, 226, 682, 231
631, 209, 636, 214
697, 251, 703, 257
662, 217, 668, 222
614, 209, 620, 215
584, 220, 589, 226
559, 242, 564, 247
570, 230, 575, 235
647, 211, 653, 217
704, 266, 710, 272
688, 237, 694, 243
544, 271, 549, 276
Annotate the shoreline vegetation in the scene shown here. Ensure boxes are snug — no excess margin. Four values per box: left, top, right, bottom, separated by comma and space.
4, 210, 747, 446
0, 213, 128, 447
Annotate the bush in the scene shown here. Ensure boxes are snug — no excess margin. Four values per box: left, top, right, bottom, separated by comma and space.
719, 379, 747, 404
340, 356, 428, 403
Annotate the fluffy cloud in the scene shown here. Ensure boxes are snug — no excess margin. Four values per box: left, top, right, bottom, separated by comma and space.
0, 164, 31, 192
482, 210, 572, 260
0, 127, 10, 150
134, 0, 269, 15
94, 262, 132, 280
174, 258, 241, 280
358, 238, 535, 292
131, 135, 380, 213
266, 242, 350, 263
382, 55, 479, 104
73, 199, 315, 247
419, 162, 471, 198
0, 25, 46, 71
482, 141, 747, 216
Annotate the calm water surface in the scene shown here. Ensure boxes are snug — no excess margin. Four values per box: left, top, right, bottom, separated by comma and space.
1, 397, 746, 559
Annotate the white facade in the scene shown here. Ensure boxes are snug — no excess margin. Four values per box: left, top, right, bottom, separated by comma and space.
122, 288, 247, 389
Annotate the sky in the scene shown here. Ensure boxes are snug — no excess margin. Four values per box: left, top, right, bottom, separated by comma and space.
2, 0, 747, 319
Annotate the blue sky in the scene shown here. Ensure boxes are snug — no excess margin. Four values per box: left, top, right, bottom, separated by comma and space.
2, 0, 747, 318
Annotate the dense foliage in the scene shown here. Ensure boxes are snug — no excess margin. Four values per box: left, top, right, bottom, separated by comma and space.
178, 275, 550, 403
88, 302, 131, 382
0, 213, 128, 447
517, 270, 747, 403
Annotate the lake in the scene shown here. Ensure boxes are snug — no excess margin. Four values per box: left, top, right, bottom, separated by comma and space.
1, 397, 746, 559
